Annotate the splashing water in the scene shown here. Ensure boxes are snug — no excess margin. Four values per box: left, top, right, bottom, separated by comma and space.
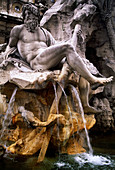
0, 87, 18, 144
70, 85, 93, 155
74, 152, 112, 167
55, 154, 112, 169
55, 161, 72, 169
55, 152, 113, 169
55, 162, 66, 168
68, 86, 114, 168
54, 84, 114, 169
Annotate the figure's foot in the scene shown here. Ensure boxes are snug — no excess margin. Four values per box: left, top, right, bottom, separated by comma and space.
92, 76, 113, 85
83, 105, 101, 114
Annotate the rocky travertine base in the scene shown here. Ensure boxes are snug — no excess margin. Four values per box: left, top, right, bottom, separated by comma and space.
0, 65, 96, 162
92, 97, 114, 132
0, 0, 115, 162
40, 0, 115, 132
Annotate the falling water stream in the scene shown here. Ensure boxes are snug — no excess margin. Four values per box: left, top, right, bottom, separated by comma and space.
54, 84, 114, 169
68, 85, 113, 168
0, 85, 114, 169
53, 82, 59, 115
0, 87, 18, 145
70, 85, 93, 154
58, 83, 93, 153
53, 82, 61, 162
58, 82, 72, 118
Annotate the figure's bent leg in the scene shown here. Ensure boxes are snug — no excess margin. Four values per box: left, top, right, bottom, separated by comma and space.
79, 77, 100, 113
30, 44, 68, 70
79, 77, 89, 107
30, 42, 113, 84
66, 46, 113, 84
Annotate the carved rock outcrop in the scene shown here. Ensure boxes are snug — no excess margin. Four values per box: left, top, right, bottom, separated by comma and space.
0, 0, 115, 163
0, 65, 96, 162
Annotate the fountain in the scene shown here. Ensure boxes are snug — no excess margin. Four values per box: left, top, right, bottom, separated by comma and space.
69, 85, 93, 155
0, 87, 18, 145
1, 55, 109, 163
0, 0, 114, 166
0, 60, 97, 162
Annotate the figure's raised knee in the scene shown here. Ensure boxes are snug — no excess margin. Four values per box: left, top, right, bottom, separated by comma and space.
63, 43, 75, 52
59, 43, 75, 55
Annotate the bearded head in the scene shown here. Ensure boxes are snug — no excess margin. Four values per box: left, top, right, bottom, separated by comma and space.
22, 3, 40, 32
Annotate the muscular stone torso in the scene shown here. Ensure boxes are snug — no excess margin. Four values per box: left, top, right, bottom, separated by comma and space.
17, 25, 48, 63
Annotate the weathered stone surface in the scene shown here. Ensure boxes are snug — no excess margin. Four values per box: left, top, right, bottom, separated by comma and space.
0, 77, 96, 160
0, 67, 58, 90
0, 0, 115, 164
40, 1, 115, 134
7, 109, 95, 156
92, 97, 114, 132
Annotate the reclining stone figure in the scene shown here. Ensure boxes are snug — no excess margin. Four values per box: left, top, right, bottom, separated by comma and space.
1, 4, 113, 95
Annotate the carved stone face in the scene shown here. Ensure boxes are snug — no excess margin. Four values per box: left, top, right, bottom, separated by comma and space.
24, 9, 39, 32
24, 10, 38, 24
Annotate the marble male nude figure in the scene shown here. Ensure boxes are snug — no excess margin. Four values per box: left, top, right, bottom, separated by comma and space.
3, 4, 113, 87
